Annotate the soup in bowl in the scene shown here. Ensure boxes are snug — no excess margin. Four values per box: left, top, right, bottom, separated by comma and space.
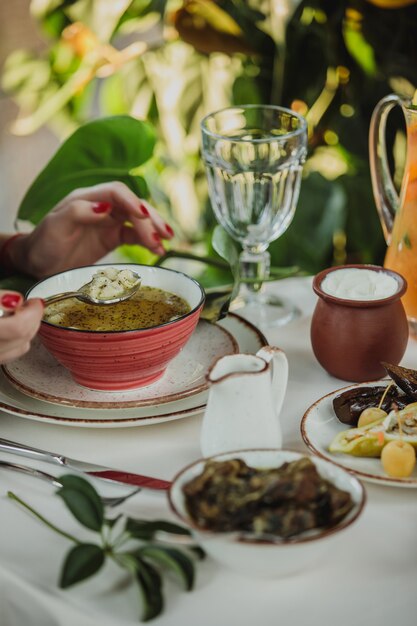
27, 264, 205, 391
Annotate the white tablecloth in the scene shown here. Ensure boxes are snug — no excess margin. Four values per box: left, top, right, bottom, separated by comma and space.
1, 277, 416, 626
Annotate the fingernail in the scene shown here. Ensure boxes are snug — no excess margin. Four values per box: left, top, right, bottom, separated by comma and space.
164, 223, 174, 237
140, 204, 149, 217
92, 202, 111, 214
1, 293, 23, 309
152, 232, 161, 243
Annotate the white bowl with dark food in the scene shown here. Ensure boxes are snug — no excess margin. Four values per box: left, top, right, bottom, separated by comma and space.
169, 449, 365, 578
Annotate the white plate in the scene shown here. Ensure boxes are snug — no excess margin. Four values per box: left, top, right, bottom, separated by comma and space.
3, 320, 238, 409
301, 381, 417, 488
0, 313, 267, 428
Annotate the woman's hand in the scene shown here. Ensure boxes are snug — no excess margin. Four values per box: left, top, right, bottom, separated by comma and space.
0, 291, 44, 363
10, 182, 174, 279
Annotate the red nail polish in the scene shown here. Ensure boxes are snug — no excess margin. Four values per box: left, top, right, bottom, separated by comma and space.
165, 223, 174, 237
152, 232, 161, 243
1, 293, 22, 309
140, 204, 149, 217
92, 202, 111, 214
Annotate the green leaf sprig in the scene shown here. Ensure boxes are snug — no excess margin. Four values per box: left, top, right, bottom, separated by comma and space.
8, 475, 203, 622
17, 116, 156, 226
155, 225, 302, 322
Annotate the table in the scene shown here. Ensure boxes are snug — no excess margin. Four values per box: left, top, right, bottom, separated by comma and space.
1, 277, 416, 626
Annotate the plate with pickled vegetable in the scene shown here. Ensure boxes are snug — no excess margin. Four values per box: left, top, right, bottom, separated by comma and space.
301, 362, 417, 487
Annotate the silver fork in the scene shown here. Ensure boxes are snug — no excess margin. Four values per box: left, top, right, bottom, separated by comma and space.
0, 459, 141, 507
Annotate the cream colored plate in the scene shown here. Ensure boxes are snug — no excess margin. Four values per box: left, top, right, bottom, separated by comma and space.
3, 320, 238, 409
301, 381, 417, 488
0, 314, 267, 427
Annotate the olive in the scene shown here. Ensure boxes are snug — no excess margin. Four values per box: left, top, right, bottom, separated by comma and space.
357, 407, 387, 428
381, 440, 416, 478
402, 402, 417, 414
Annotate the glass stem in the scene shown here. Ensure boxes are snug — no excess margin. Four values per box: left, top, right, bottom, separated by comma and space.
239, 248, 270, 297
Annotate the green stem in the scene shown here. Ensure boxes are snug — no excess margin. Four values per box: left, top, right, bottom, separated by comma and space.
155, 250, 230, 271
8, 491, 81, 544
243, 267, 302, 283
270, 40, 286, 106
156, 251, 300, 279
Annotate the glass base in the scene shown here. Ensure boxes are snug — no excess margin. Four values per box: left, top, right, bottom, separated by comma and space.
230, 292, 301, 329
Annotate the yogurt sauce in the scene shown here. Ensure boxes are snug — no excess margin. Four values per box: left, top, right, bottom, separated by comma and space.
321, 268, 399, 301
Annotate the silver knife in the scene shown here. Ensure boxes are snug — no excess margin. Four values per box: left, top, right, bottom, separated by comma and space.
0, 437, 171, 491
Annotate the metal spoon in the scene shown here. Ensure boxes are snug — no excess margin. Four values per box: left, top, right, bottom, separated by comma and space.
43, 271, 141, 306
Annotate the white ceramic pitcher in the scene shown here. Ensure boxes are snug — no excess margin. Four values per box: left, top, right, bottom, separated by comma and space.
200, 346, 288, 457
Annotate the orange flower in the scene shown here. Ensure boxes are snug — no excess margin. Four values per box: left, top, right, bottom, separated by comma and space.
62, 23, 99, 57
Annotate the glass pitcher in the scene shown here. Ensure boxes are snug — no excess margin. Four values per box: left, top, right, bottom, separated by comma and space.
369, 94, 417, 336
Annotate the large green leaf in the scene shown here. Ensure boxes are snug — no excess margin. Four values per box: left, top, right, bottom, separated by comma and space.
17, 116, 156, 225
211, 225, 239, 274
60, 543, 105, 588
0, 275, 37, 293
126, 518, 192, 541
133, 555, 163, 622
139, 544, 195, 591
57, 474, 104, 531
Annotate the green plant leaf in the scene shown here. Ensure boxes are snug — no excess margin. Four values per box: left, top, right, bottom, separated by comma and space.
188, 546, 206, 560
60, 543, 105, 588
126, 518, 192, 541
208, 225, 241, 320
139, 544, 195, 591
270, 172, 347, 273
57, 475, 104, 531
104, 513, 123, 528
232, 73, 262, 105
268, 265, 301, 279
211, 225, 239, 276
0, 274, 37, 293
133, 555, 164, 622
17, 116, 156, 225
343, 18, 377, 77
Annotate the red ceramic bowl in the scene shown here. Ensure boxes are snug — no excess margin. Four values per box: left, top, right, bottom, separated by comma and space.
27, 264, 205, 391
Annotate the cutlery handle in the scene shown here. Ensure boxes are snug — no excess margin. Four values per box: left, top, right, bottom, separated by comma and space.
0, 459, 62, 488
43, 291, 79, 305
0, 438, 64, 467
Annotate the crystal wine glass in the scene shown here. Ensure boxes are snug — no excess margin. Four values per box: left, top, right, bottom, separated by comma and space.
201, 105, 308, 327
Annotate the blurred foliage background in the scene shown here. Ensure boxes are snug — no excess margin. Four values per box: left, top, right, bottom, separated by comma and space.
2, 0, 417, 276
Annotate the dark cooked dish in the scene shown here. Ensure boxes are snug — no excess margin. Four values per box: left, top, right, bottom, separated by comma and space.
382, 362, 417, 401
333, 385, 411, 426
332, 361, 417, 426
182, 457, 354, 539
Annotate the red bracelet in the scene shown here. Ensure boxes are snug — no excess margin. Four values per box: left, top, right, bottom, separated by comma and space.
0, 233, 25, 276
